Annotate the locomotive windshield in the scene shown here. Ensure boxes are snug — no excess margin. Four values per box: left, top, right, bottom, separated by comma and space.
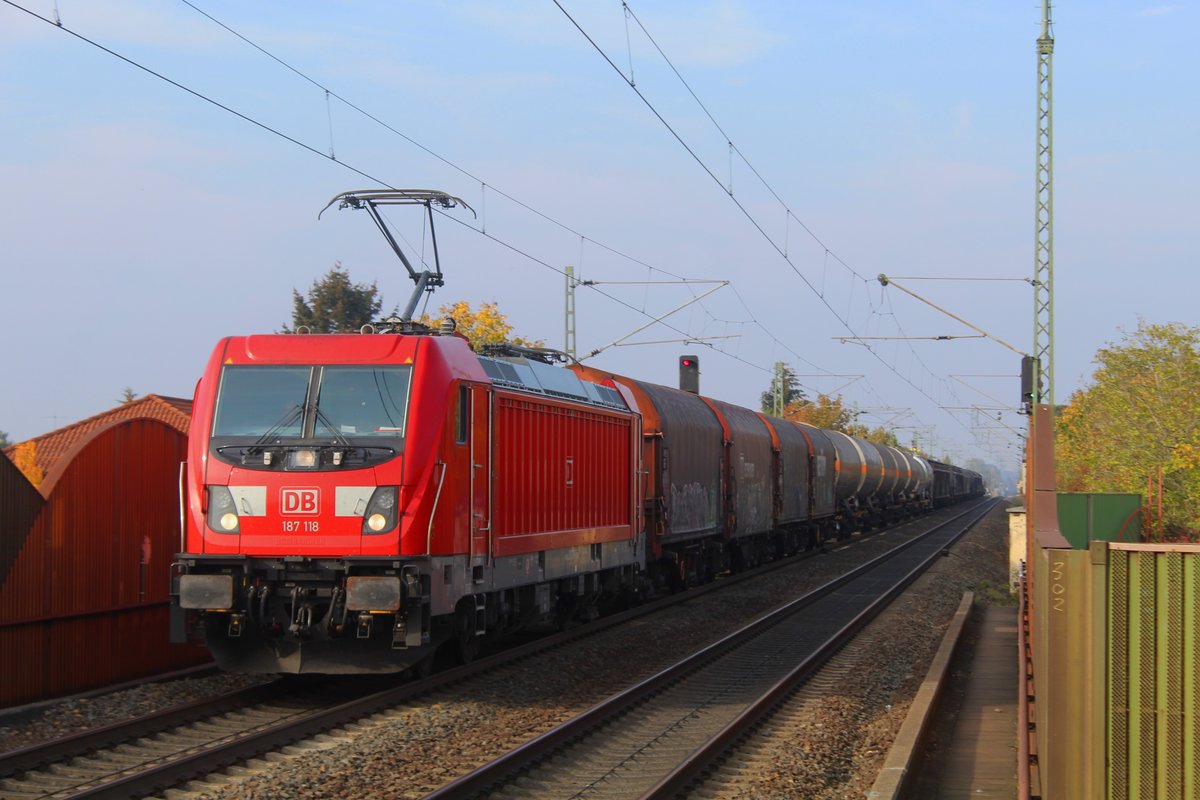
212, 365, 412, 440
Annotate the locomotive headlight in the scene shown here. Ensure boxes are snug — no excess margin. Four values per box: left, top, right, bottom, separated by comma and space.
289, 449, 317, 469
207, 486, 240, 533
361, 486, 399, 535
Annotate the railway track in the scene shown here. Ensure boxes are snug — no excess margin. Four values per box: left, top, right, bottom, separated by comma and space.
424, 497, 998, 800
0, 679, 376, 800
0, 504, 979, 800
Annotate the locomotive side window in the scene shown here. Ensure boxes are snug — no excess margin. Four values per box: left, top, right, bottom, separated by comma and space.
455, 384, 469, 444
316, 366, 411, 437
212, 366, 312, 437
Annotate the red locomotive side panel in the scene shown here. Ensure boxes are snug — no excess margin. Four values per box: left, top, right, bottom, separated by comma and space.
491, 392, 635, 557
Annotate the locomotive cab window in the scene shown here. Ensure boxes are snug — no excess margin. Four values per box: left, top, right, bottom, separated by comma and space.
212, 364, 412, 444
455, 384, 469, 445
212, 366, 312, 437
316, 366, 411, 437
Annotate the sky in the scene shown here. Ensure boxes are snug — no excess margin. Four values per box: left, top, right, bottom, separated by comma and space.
1, 1, 1197, 475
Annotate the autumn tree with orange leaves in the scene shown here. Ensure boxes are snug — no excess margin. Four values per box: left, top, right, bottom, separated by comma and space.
1056, 321, 1200, 539
10, 441, 44, 488
419, 300, 543, 351
781, 392, 856, 431
768, 388, 902, 450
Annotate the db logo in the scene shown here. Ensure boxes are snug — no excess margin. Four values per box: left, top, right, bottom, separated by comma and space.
281, 488, 320, 515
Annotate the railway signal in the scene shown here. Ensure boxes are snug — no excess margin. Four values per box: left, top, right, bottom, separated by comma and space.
679, 355, 699, 394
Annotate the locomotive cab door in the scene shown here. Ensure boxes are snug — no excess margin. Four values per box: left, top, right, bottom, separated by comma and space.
469, 384, 492, 579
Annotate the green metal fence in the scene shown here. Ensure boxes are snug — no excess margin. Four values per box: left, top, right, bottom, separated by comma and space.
1106, 546, 1198, 800
1056, 493, 1142, 549
1033, 541, 1199, 799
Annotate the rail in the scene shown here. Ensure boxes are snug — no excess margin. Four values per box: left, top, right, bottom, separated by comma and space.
423, 498, 997, 799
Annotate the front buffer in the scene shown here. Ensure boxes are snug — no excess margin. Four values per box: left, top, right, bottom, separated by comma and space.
173, 554, 435, 674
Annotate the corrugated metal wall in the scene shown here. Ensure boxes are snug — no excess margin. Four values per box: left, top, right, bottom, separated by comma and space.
0, 419, 207, 708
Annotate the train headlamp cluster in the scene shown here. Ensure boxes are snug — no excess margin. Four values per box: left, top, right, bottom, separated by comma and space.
362, 486, 398, 535
205, 484, 398, 534
207, 486, 240, 533
288, 449, 318, 469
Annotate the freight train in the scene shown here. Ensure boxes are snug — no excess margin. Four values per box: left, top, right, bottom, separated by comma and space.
171, 322, 983, 674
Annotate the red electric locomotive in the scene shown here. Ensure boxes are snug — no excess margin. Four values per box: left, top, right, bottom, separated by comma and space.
173, 328, 644, 673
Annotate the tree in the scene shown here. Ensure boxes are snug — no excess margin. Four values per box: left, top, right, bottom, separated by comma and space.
11, 441, 44, 488
781, 392, 858, 432
418, 300, 544, 350
761, 362, 805, 414
284, 264, 382, 333
0, 430, 9, 449
1056, 321, 1200, 539
119, 387, 137, 404
767, 383, 906, 445
845, 423, 901, 448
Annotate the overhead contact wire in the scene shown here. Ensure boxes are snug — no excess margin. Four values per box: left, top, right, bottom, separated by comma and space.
561, 0, 978, 439
1, 0, 393, 189
172, 0, 863, 390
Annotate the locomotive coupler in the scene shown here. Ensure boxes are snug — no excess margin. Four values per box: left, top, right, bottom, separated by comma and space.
289, 587, 315, 634
228, 613, 245, 638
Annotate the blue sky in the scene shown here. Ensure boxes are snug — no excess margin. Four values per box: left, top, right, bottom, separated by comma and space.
1, 1, 1196, 473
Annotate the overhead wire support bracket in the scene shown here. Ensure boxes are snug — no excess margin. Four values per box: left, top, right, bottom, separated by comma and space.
885, 275, 1036, 283
876, 274, 1027, 357
580, 281, 728, 360
609, 335, 740, 349
834, 335, 986, 342
320, 189, 475, 321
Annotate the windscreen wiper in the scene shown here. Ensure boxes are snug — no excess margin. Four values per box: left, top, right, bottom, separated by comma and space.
252, 403, 304, 448
312, 405, 353, 449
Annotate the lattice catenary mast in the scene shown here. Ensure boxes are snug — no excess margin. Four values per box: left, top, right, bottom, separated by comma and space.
564, 266, 578, 360
1033, 0, 1055, 406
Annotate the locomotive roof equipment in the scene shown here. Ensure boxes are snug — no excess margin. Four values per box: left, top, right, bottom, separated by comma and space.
318, 189, 475, 323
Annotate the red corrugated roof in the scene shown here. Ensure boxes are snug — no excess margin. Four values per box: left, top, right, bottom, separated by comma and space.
4, 394, 192, 477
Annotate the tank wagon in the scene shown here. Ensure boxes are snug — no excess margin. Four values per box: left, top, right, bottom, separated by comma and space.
172, 324, 983, 674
